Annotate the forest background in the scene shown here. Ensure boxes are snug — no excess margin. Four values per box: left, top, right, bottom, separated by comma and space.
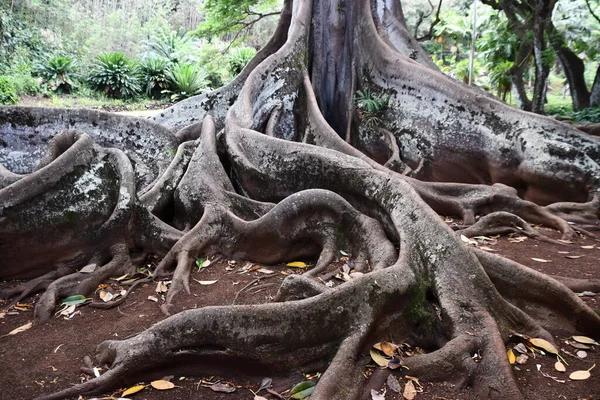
0, 0, 599, 123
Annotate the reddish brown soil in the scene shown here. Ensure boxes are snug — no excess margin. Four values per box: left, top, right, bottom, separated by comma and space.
0, 227, 598, 400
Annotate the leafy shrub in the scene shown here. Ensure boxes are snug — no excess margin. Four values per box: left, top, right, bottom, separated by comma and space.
164, 64, 209, 101
571, 107, 600, 123
0, 76, 18, 104
35, 56, 77, 93
355, 89, 391, 128
87, 52, 141, 99
140, 58, 170, 99
143, 29, 197, 65
227, 47, 257, 76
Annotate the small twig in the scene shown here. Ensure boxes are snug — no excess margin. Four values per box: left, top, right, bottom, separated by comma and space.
232, 274, 281, 305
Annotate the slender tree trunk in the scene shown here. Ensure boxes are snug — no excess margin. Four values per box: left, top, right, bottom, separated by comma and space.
511, 42, 533, 111
547, 22, 590, 110
591, 63, 600, 107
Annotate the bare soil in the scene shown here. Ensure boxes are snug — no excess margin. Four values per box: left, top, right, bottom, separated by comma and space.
0, 226, 598, 400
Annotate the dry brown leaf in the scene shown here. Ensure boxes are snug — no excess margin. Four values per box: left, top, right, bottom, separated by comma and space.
507, 349, 516, 364
209, 383, 236, 393
387, 375, 402, 393
555, 361, 566, 372
99, 290, 113, 302
531, 258, 552, 263
508, 236, 527, 243
403, 380, 417, 400
529, 338, 559, 354
257, 268, 275, 274
248, 265, 261, 273
568, 341, 591, 350
122, 384, 145, 396
2, 321, 32, 337
150, 380, 175, 390
380, 341, 399, 357
516, 354, 529, 365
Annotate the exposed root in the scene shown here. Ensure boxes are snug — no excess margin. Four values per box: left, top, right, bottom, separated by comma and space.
34, 244, 135, 321
456, 211, 564, 244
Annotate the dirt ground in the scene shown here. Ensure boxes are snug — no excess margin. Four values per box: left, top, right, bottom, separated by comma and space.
0, 225, 598, 400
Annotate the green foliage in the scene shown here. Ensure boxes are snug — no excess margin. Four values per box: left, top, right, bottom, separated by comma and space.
487, 60, 514, 100
163, 64, 209, 101
0, 76, 18, 104
143, 28, 198, 65
140, 58, 170, 99
355, 89, 390, 128
227, 46, 257, 76
197, 0, 278, 37
356, 89, 390, 114
88, 52, 141, 99
35, 55, 77, 93
547, 105, 600, 123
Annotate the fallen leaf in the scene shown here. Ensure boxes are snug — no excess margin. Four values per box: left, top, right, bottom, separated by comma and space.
122, 384, 145, 396
99, 291, 113, 302
254, 396, 268, 400
558, 239, 574, 244
508, 236, 527, 243
257, 268, 275, 274
377, 341, 399, 357
150, 380, 175, 390
514, 343, 528, 354
572, 336, 599, 345
479, 246, 496, 252
210, 383, 236, 393
557, 251, 570, 254
289, 381, 315, 399
258, 377, 272, 392
61, 295, 88, 306
403, 380, 417, 400
340, 250, 349, 256
370, 349, 391, 367
555, 361, 566, 372
248, 265, 261, 273
529, 338, 558, 354
147, 296, 159, 302
79, 264, 97, 273
581, 245, 596, 249
371, 389, 385, 400
507, 349, 516, 364
569, 341, 591, 350
193, 279, 218, 285
93, 367, 101, 378
2, 321, 32, 337
387, 375, 402, 393
576, 291, 596, 297
516, 354, 529, 365
576, 350, 588, 359
387, 357, 402, 369
286, 261, 307, 268
531, 258, 552, 263
569, 370, 591, 380
155, 281, 169, 294
565, 255, 583, 259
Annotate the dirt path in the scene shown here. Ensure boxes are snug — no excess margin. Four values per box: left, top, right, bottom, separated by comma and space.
0, 228, 598, 400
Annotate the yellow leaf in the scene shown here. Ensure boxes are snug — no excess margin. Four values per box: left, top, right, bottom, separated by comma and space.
286, 261, 307, 268
2, 321, 32, 337
569, 370, 591, 380
370, 349, 391, 367
529, 338, 558, 355
150, 380, 175, 390
554, 361, 566, 372
572, 336, 599, 345
507, 349, 516, 364
403, 380, 416, 400
380, 341, 399, 357
122, 384, 145, 396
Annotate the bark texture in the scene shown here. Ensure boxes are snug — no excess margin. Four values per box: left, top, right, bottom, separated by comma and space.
1, 0, 600, 399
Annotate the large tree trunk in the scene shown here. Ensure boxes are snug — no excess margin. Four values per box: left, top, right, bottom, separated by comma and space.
1, 1, 600, 399
591, 63, 600, 107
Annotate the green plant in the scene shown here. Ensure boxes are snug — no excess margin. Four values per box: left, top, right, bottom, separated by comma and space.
164, 64, 209, 101
87, 52, 141, 99
140, 58, 170, 99
0, 76, 18, 104
355, 89, 390, 128
35, 55, 77, 93
487, 60, 514, 101
227, 47, 257, 76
